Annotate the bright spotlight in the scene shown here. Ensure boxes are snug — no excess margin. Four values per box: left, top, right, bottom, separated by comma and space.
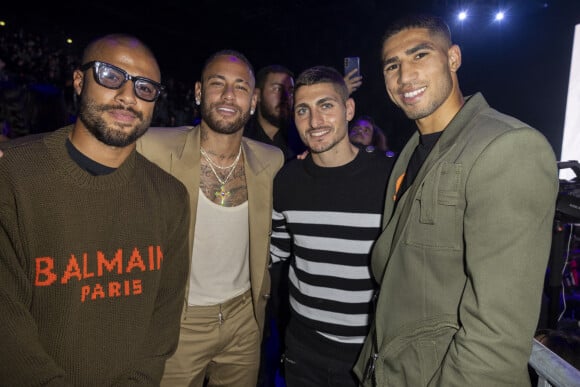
458, 11, 468, 21
66, 38, 73, 44
495, 11, 505, 21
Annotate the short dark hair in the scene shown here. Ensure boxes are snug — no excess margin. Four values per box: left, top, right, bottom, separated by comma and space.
294, 66, 349, 102
201, 49, 255, 80
383, 14, 452, 47
255, 65, 294, 90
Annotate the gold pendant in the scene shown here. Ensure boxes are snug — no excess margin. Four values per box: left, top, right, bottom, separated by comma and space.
215, 185, 231, 206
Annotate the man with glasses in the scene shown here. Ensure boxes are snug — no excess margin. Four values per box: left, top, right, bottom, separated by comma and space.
0, 34, 190, 385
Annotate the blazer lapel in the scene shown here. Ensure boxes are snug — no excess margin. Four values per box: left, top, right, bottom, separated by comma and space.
372, 132, 418, 281
391, 138, 454, 246
242, 139, 271, 303
373, 126, 460, 282
170, 128, 201, 255
390, 95, 484, 249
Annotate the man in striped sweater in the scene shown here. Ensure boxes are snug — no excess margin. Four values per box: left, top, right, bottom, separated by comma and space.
270, 65, 394, 387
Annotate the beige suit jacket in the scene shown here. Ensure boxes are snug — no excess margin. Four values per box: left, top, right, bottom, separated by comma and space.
136, 125, 284, 335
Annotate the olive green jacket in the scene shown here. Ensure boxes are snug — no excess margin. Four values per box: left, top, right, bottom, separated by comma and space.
355, 94, 559, 387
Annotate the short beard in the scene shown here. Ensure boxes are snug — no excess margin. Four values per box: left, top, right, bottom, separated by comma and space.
78, 95, 149, 147
201, 101, 250, 135
307, 128, 347, 154
260, 100, 290, 131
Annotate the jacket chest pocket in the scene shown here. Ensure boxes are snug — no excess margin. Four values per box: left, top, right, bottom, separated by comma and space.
404, 162, 463, 250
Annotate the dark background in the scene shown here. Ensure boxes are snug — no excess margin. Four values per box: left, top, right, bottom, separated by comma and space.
3, 0, 580, 155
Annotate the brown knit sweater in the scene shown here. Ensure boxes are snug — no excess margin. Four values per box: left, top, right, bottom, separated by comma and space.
0, 127, 190, 386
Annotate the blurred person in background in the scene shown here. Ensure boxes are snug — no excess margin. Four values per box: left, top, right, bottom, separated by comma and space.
349, 115, 395, 157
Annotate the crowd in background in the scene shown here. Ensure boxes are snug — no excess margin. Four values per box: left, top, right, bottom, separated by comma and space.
0, 25, 198, 141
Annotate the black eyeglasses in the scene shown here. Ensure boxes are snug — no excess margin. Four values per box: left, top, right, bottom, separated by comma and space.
79, 61, 165, 102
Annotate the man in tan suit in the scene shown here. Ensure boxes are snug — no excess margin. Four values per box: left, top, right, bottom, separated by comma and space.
137, 50, 284, 387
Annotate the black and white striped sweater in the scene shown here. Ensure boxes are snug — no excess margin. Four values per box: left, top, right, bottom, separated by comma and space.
270, 150, 393, 344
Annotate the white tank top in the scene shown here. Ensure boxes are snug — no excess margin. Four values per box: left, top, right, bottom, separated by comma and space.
188, 189, 250, 305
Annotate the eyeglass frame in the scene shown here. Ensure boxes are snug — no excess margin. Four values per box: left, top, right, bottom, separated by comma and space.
79, 61, 165, 102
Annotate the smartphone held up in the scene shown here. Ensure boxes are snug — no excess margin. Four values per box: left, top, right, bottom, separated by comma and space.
344, 56, 360, 77
344, 56, 362, 94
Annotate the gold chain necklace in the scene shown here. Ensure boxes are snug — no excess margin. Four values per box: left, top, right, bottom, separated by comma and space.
200, 146, 242, 170
200, 146, 242, 205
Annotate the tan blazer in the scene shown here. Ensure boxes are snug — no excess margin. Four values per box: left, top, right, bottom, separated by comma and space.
136, 125, 284, 334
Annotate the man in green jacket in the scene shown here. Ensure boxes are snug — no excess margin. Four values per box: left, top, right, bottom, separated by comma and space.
354, 14, 559, 386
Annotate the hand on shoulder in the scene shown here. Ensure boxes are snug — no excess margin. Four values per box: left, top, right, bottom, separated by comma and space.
296, 149, 309, 160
